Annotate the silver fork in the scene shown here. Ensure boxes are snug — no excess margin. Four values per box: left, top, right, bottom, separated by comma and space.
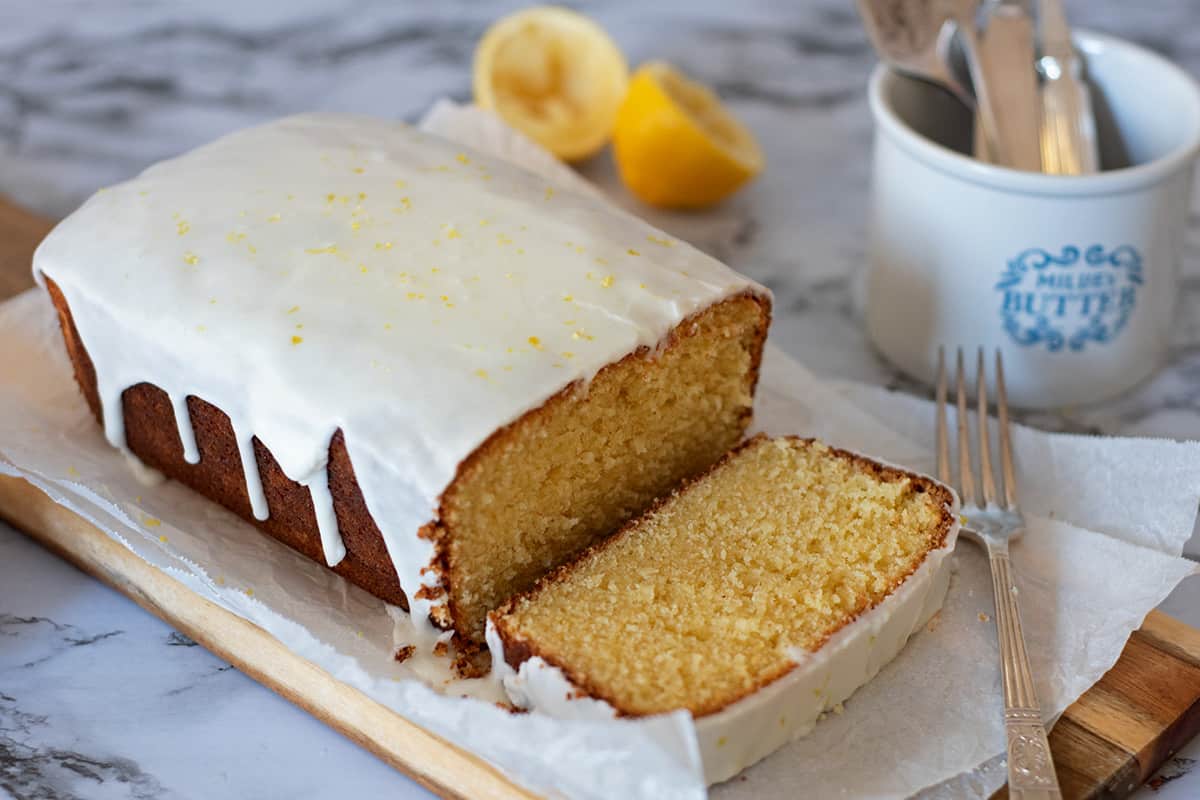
936, 348, 1062, 799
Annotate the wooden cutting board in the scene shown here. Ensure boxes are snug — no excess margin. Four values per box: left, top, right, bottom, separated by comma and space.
1, 197, 1198, 799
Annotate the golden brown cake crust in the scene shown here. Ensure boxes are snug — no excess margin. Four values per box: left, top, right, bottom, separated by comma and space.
44, 277, 770, 643
488, 434, 956, 718
45, 276, 410, 607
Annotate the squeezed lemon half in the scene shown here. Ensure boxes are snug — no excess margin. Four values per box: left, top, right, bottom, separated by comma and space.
613, 62, 764, 210
473, 6, 628, 162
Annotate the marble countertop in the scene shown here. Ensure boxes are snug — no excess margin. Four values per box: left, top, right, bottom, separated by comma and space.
2, 1, 1199, 797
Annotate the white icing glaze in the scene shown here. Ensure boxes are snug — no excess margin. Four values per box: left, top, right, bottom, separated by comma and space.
233, 425, 270, 522
488, 484, 960, 785
100, 389, 126, 451
302, 464, 346, 567
32, 112, 761, 634
169, 392, 200, 464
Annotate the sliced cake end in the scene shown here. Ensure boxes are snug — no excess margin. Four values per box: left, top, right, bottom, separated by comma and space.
487, 434, 959, 783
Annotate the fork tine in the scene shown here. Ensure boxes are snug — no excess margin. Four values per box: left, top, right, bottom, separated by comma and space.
955, 348, 977, 506
995, 351, 1018, 509
935, 347, 951, 485
976, 348, 998, 506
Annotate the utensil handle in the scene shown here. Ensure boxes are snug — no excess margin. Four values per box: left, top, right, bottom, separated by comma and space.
972, 6, 1042, 171
1035, 0, 1100, 174
956, 25, 1005, 166
1040, 71, 1101, 175
988, 542, 1063, 798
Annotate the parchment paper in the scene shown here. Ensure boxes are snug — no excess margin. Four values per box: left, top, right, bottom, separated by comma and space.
1, 103, 1197, 799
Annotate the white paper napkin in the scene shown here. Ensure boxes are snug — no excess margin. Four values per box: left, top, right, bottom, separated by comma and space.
0, 103, 1196, 799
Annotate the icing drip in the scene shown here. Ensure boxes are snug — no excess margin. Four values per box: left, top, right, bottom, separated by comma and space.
233, 426, 270, 521
99, 385, 127, 451
302, 464, 347, 567
32, 113, 762, 640
170, 392, 201, 464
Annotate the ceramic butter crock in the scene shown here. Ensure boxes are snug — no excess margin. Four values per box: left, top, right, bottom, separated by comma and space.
866, 32, 1200, 408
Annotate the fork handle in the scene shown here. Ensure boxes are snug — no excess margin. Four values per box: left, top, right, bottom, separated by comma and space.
989, 542, 1063, 798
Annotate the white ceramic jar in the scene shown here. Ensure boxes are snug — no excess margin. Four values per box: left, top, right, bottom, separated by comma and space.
866, 32, 1200, 408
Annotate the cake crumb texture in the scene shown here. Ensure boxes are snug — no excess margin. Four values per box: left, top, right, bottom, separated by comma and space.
442, 294, 767, 642
494, 436, 952, 717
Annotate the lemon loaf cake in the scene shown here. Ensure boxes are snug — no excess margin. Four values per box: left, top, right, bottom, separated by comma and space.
488, 435, 958, 783
33, 113, 771, 646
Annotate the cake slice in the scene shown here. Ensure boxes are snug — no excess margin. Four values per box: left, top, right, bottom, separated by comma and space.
488, 435, 959, 783
33, 113, 770, 647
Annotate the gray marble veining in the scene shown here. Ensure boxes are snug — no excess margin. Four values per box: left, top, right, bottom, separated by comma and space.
1, 1, 1198, 798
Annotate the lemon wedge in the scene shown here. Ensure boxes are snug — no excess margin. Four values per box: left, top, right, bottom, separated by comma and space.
613, 62, 764, 209
473, 7, 628, 162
